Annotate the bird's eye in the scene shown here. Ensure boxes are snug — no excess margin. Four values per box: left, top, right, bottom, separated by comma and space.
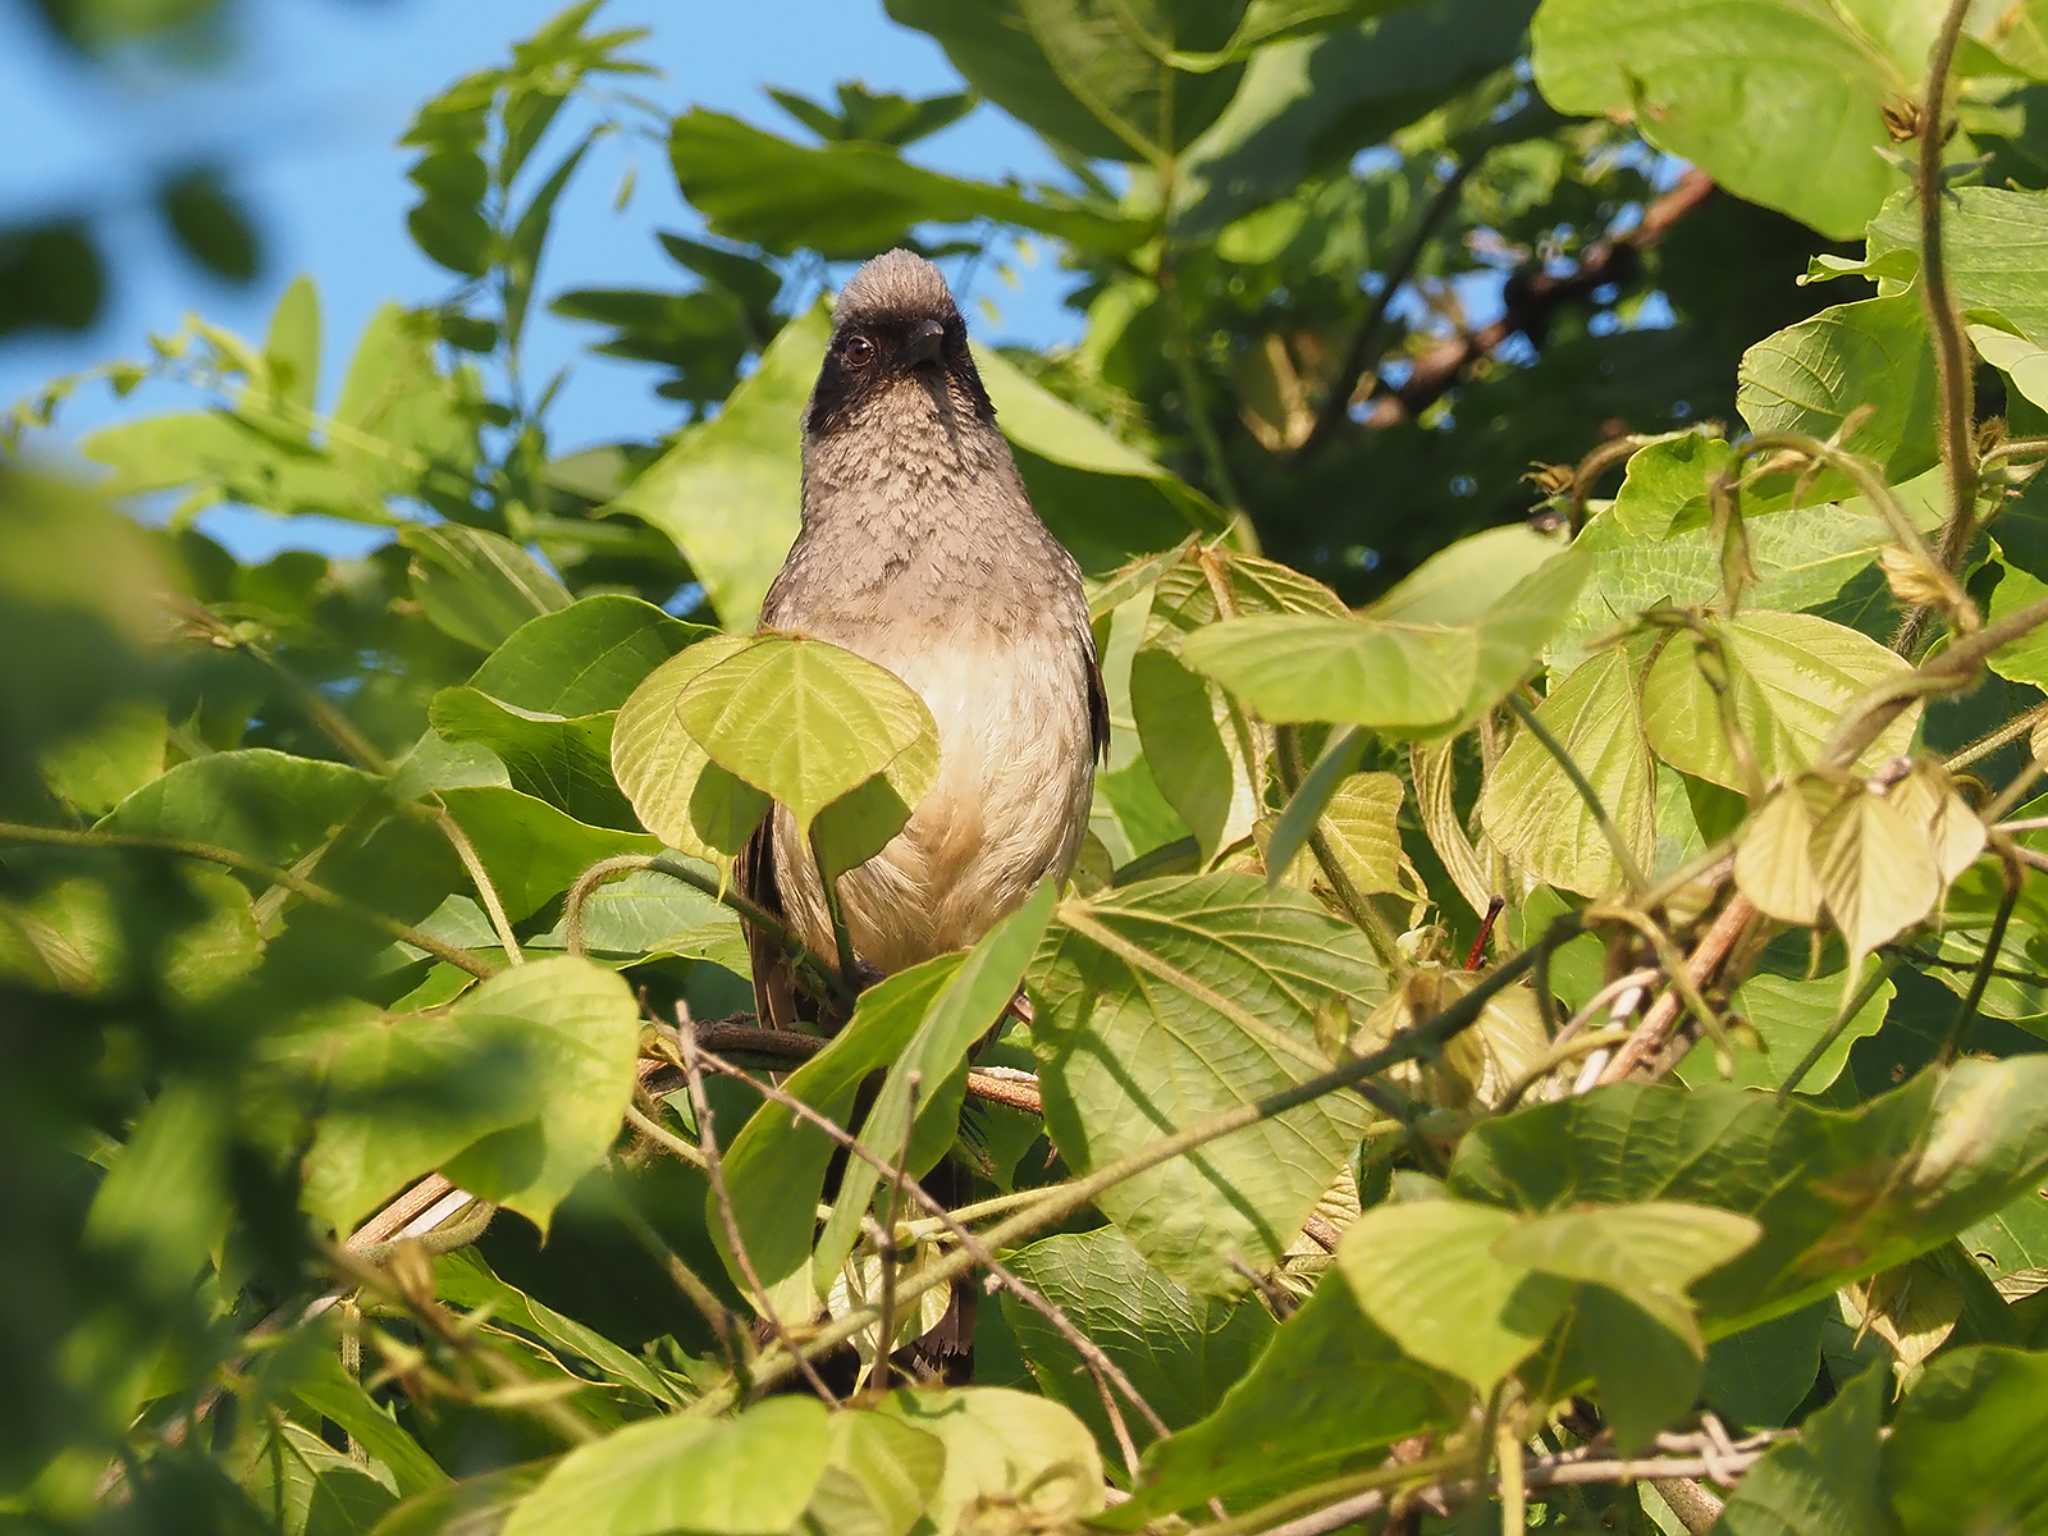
843, 334, 876, 368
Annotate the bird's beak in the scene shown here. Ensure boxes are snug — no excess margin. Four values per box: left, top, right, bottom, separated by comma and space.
904, 317, 945, 369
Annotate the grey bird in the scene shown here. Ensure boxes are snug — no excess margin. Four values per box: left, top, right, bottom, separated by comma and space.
739, 249, 1108, 1029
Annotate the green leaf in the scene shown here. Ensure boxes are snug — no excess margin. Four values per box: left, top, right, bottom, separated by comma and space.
1029, 874, 1386, 1293
439, 956, 639, 1232
1129, 647, 1258, 866
884, 0, 1245, 163
297, 998, 547, 1235
505, 132, 594, 350
1737, 294, 1939, 484
302, 956, 638, 1234
434, 1248, 686, 1408
665, 633, 937, 851
608, 303, 822, 628
877, 1387, 1104, 1533
1180, 613, 1478, 731
1642, 611, 1921, 792
1480, 646, 1655, 897
1812, 784, 1941, 964
1450, 1059, 2048, 1331
1713, 1363, 1887, 1535
38, 699, 165, 818
525, 862, 744, 972
1733, 777, 1834, 926
1532, 0, 1920, 238
469, 593, 712, 714
501, 1397, 834, 1536
1884, 1347, 2048, 1534
285, 1350, 449, 1497
437, 784, 656, 920
1553, 488, 1944, 669
98, 748, 381, 868
1986, 558, 2048, 690
803, 1412, 947, 1536
1336, 1199, 1572, 1392
718, 887, 1053, 1311
610, 635, 770, 864
237, 1418, 399, 1536
401, 525, 572, 653
1699, 1303, 1828, 1431
1867, 185, 2048, 348
429, 687, 631, 828
263, 273, 321, 416
1130, 1267, 1465, 1518
370, 1463, 548, 1536
999, 1225, 1277, 1457
668, 110, 1141, 259
973, 342, 1229, 548
1309, 771, 1407, 895
1677, 960, 1895, 1095
1174, 0, 1538, 232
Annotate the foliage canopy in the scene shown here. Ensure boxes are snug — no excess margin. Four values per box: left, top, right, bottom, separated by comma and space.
11, 1, 2048, 1532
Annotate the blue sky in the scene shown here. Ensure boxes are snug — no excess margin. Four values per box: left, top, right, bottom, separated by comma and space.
0, 0, 1093, 558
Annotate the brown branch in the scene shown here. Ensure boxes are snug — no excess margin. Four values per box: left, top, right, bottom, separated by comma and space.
1358, 169, 1716, 432
1598, 895, 1757, 1085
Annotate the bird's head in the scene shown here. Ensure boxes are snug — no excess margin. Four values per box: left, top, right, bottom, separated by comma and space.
806, 249, 994, 441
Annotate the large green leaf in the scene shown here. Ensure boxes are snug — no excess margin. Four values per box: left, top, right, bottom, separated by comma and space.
610, 634, 767, 863
1552, 487, 1945, 668
468, 593, 712, 714
400, 525, 572, 653
1532, 0, 1920, 238
1642, 611, 1922, 792
437, 784, 657, 920
717, 888, 1053, 1312
1449, 1059, 2048, 1331
1712, 1359, 1887, 1535
1175, 0, 1539, 232
1737, 294, 1939, 485
884, 0, 1245, 164
1028, 873, 1386, 1293
999, 1225, 1277, 1458
1180, 613, 1477, 731
1866, 185, 2048, 348
608, 304, 823, 629
429, 687, 631, 829
1129, 647, 1258, 867
1884, 1347, 2048, 1534
667, 633, 937, 845
668, 110, 1141, 259
1676, 961, 1895, 1095
501, 1397, 834, 1536
877, 1388, 1104, 1534
300, 956, 639, 1234
98, 748, 381, 868
1130, 1269, 1466, 1517
1480, 646, 1654, 897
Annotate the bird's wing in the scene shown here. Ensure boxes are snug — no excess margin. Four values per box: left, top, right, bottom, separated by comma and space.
1080, 620, 1110, 765
736, 816, 801, 1031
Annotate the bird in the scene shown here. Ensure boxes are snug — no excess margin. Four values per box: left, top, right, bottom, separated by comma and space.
734, 250, 1106, 1379
738, 249, 1108, 1030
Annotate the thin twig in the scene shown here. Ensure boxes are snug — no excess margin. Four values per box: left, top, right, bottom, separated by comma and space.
1775, 953, 1902, 1100
675, 1020, 840, 1405
1297, 162, 1475, 463
702, 921, 1573, 1409
1945, 837, 2022, 1062
691, 1042, 1173, 1444
596, 1167, 747, 1373
1947, 701, 2048, 772
0, 820, 496, 978
1276, 725, 1406, 974
427, 800, 522, 964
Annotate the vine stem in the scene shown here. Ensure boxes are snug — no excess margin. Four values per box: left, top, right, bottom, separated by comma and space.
695, 919, 1571, 1411
1922, 0, 1980, 571
1504, 691, 1651, 896
0, 819, 497, 978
